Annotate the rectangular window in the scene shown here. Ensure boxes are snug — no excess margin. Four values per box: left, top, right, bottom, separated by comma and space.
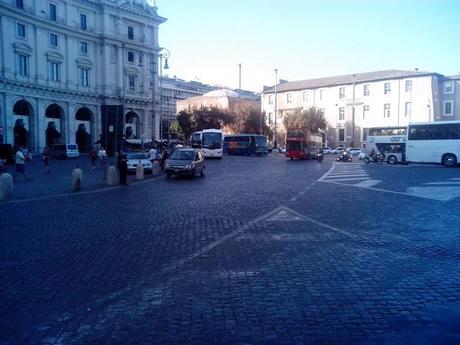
80, 41, 88, 54
128, 51, 134, 62
338, 128, 345, 142
286, 93, 292, 104
80, 68, 89, 87
363, 105, 369, 119
49, 62, 59, 82
80, 14, 87, 30
384, 82, 391, 94
303, 91, 308, 102
128, 26, 134, 40
268, 112, 273, 124
444, 81, 453, 94
16, 0, 24, 9
338, 107, 345, 121
17, 54, 28, 76
128, 75, 136, 91
49, 3, 57, 21
339, 87, 345, 99
363, 84, 370, 96
16, 23, 26, 38
384, 103, 391, 117
49, 33, 58, 47
443, 101, 453, 116
268, 95, 273, 105
405, 102, 412, 117
405, 80, 412, 92
138, 54, 143, 64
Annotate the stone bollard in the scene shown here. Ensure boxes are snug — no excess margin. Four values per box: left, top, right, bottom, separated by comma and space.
152, 161, 161, 175
136, 160, 144, 180
71, 166, 83, 192
106, 165, 117, 186
0, 173, 14, 202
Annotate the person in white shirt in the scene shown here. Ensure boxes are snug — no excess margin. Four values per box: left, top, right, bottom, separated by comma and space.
13, 146, 32, 181
147, 147, 158, 162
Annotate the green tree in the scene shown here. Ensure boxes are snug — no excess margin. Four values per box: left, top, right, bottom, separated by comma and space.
282, 107, 327, 133
176, 109, 195, 143
228, 108, 272, 138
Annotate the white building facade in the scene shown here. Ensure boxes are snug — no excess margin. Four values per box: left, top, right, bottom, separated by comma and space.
0, 0, 165, 154
262, 70, 458, 148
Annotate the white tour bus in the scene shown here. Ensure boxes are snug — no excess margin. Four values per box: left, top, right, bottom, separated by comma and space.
406, 121, 460, 167
190, 129, 223, 158
365, 127, 407, 164
365, 122, 460, 166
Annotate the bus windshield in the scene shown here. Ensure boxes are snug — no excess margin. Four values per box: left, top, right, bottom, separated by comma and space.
202, 132, 222, 149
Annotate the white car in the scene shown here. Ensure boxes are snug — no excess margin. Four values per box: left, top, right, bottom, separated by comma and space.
322, 147, 332, 154
348, 148, 362, 156
358, 151, 366, 160
127, 152, 153, 173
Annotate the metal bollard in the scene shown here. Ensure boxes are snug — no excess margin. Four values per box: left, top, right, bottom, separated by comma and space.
0, 173, 14, 201
152, 161, 161, 175
107, 165, 117, 186
71, 166, 83, 192
136, 160, 144, 180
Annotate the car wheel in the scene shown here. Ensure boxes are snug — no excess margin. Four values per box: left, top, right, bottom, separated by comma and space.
442, 153, 457, 167
166, 173, 171, 179
387, 155, 397, 165
200, 166, 205, 177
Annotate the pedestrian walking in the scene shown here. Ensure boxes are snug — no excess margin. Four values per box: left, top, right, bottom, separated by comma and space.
13, 146, 32, 181
117, 151, 128, 186
160, 148, 168, 171
42, 146, 51, 173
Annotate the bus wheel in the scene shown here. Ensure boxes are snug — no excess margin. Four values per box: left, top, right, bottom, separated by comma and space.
442, 153, 457, 167
290, 157, 293, 160
387, 155, 398, 165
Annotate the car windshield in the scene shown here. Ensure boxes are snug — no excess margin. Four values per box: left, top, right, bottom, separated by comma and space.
170, 150, 195, 160
127, 153, 147, 159
67, 145, 77, 150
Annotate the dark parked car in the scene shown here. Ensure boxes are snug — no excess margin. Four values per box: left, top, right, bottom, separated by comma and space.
0, 144, 15, 164
165, 148, 205, 178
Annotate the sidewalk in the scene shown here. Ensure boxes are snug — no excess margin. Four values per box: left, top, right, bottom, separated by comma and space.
1, 155, 160, 201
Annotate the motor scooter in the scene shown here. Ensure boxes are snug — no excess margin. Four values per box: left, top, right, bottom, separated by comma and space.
336, 150, 352, 162
317, 151, 324, 162
364, 152, 385, 164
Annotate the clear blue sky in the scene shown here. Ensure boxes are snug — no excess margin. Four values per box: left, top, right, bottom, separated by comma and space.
156, 0, 460, 92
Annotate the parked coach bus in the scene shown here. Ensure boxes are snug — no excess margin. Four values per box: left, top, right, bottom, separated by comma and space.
406, 121, 460, 167
365, 121, 460, 167
190, 129, 223, 158
365, 127, 407, 164
223, 134, 268, 156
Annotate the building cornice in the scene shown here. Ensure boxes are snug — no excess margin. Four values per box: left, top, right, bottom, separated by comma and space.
0, 3, 160, 51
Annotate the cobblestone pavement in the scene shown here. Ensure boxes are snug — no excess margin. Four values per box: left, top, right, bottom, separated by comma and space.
1, 154, 459, 345
1, 155, 159, 201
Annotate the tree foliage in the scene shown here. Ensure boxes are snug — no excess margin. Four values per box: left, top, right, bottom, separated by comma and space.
282, 107, 327, 133
176, 106, 234, 143
225, 108, 272, 138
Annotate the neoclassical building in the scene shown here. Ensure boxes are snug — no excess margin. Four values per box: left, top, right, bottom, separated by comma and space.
262, 70, 460, 148
0, 0, 165, 154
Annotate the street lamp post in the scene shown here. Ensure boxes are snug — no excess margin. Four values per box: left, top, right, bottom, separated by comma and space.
274, 68, 278, 148
158, 48, 170, 141
351, 74, 356, 147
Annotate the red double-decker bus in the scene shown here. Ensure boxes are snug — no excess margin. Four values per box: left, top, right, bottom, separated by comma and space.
285, 128, 322, 160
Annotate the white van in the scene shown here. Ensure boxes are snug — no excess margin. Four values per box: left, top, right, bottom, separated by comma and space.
51, 144, 80, 159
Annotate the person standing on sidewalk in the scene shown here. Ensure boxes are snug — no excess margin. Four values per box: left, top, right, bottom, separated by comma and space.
42, 146, 51, 173
90, 147, 97, 169
13, 146, 32, 181
117, 151, 128, 186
